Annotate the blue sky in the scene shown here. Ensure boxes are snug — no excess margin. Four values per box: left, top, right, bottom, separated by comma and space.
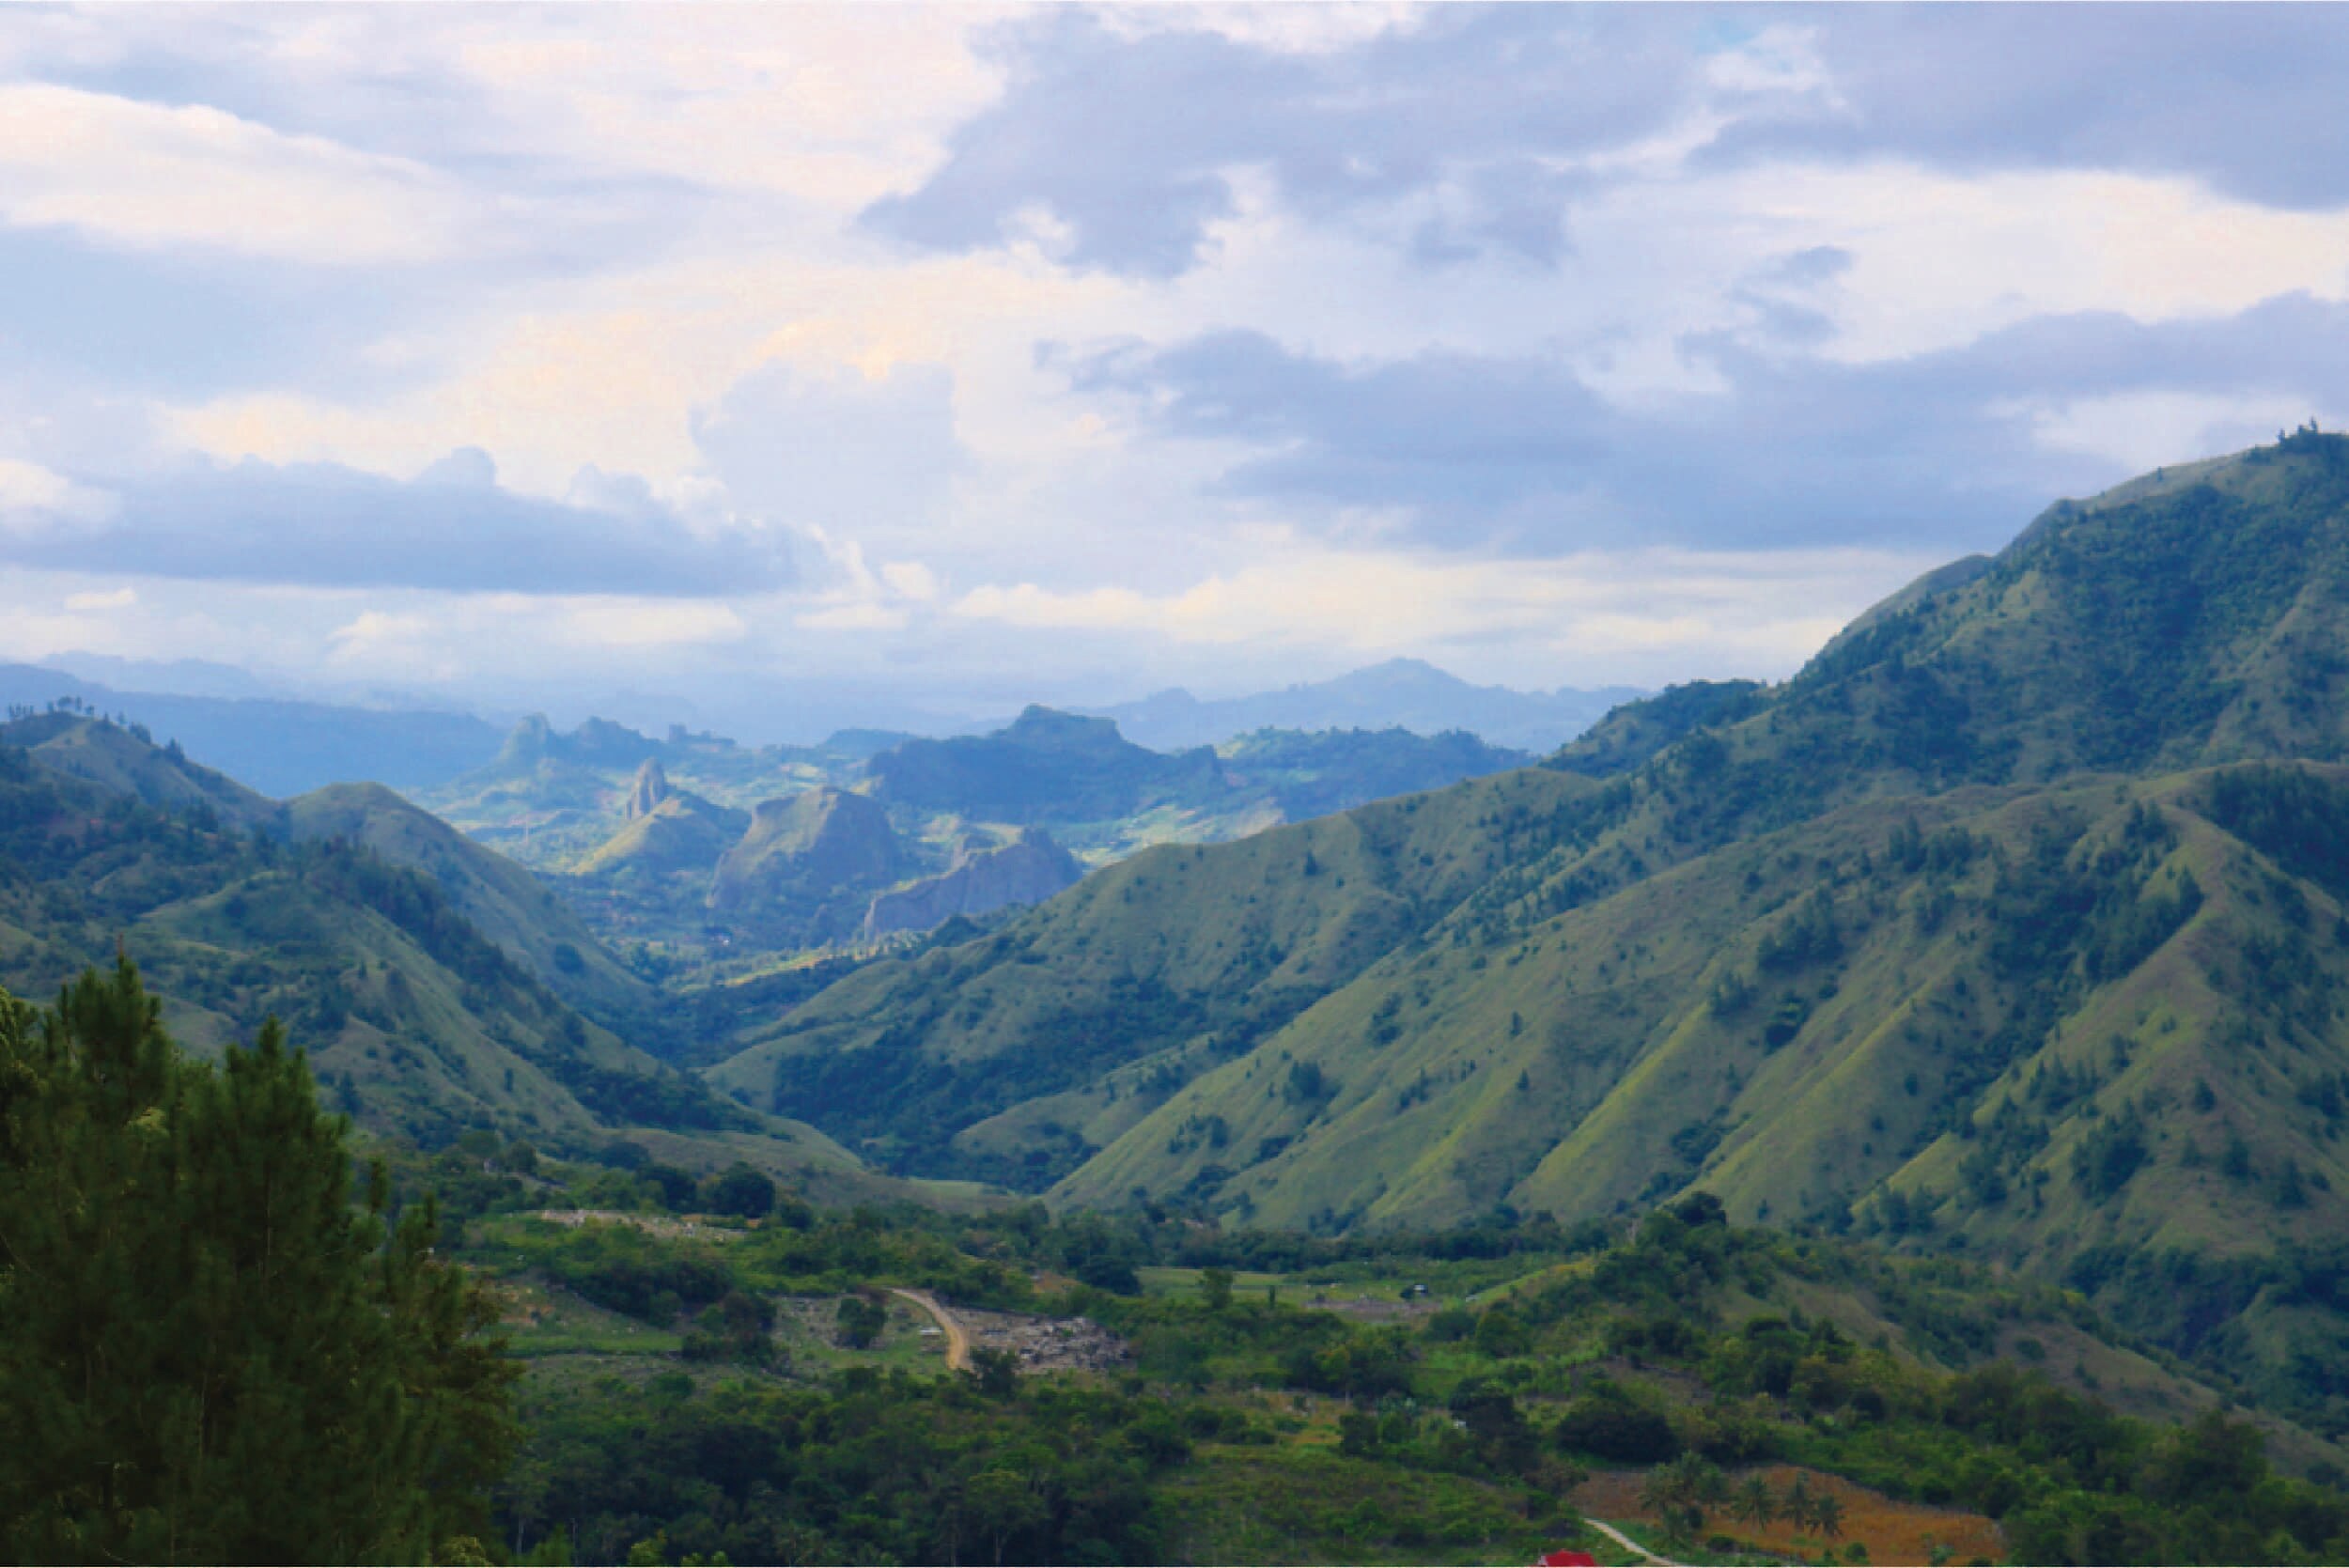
3, 4, 2345, 733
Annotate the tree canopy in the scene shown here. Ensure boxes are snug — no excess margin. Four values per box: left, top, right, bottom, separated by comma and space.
0, 959, 516, 1564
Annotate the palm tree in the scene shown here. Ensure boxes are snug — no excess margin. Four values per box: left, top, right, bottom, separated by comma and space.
1812, 1489, 1845, 1540
1640, 1466, 1690, 1518
1733, 1474, 1778, 1529
1783, 1475, 1816, 1534
1688, 1460, 1731, 1521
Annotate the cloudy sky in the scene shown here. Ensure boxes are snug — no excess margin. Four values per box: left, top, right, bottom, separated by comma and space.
4, 5, 2346, 736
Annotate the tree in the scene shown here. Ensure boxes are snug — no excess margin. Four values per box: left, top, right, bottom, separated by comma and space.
1198, 1265, 1235, 1312
836, 1293, 889, 1349
1783, 1475, 1817, 1534
960, 1467, 1043, 1565
702, 1161, 777, 1219
1734, 1473, 1778, 1529
0, 960, 515, 1563
969, 1345, 1021, 1399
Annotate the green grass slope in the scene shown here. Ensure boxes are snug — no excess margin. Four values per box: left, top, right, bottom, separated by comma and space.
708, 768, 1600, 1182
0, 730, 900, 1203
286, 781, 658, 1029
6, 710, 285, 831
723, 433, 2349, 1434
1056, 766, 2337, 1259
575, 791, 748, 879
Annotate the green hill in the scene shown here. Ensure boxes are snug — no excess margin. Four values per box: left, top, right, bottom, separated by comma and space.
708, 766, 1601, 1181
708, 433, 2349, 1432
286, 780, 660, 1029
0, 717, 904, 1202
577, 790, 748, 880
707, 787, 910, 945
4, 707, 285, 831
1217, 726, 1531, 819
869, 706, 1234, 822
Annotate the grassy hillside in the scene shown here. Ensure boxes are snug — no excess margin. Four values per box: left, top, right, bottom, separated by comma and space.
575, 790, 747, 879
3, 708, 285, 831
286, 780, 660, 1030
708, 767, 1602, 1182
715, 434, 2349, 1434
0, 722, 911, 1203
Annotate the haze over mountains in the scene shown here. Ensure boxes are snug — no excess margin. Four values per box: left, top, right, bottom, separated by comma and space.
0, 657, 1628, 800
1083, 660, 1644, 753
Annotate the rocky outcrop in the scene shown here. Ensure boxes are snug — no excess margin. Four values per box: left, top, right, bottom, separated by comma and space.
625, 758, 671, 820
863, 828, 1082, 940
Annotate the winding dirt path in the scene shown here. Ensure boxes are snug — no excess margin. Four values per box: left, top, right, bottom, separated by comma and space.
888, 1287, 972, 1372
1583, 1516, 1682, 1567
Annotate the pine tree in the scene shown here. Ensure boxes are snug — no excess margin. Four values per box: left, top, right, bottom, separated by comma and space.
0, 959, 516, 1563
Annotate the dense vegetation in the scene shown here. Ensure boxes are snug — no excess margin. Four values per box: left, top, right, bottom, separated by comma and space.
11, 956, 2349, 1563
725, 436, 2349, 1445
25, 436, 2349, 1563
0, 964, 514, 1563
423, 1159, 2349, 1566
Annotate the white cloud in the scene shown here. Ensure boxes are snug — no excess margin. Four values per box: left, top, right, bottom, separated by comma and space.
2016, 390, 2322, 475
63, 586, 136, 612
879, 560, 941, 601
557, 600, 747, 650
952, 543, 1938, 684
0, 458, 115, 531
0, 82, 475, 264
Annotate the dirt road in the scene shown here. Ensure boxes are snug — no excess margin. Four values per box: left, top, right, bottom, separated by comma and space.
889, 1288, 972, 1372
1582, 1517, 1681, 1567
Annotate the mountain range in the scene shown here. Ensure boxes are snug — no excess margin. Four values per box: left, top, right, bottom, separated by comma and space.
1081, 659, 1643, 753
423, 704, 1539, 964
701, 429, 2349, 1435
19, 432, 2349, 1442
0, 707, 909, 1205
1, 656, 1629, 799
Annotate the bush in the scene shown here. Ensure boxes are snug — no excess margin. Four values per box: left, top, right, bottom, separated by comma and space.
1554, 1395, 1681, 1464
702, 1162, 777, 1219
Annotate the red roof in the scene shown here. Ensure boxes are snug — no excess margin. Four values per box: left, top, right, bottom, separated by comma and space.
1537, 1552, 1598, 1567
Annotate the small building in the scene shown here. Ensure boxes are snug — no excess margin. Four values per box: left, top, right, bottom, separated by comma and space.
1535, 1551, 1597, 1567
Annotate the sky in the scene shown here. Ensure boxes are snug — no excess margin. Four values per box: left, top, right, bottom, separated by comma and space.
4, 4, 2347, 737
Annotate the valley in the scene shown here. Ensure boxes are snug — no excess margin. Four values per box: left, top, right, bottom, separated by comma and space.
16, 436, 2349, 1561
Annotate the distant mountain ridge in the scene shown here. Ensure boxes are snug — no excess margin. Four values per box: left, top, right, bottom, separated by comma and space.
1082, 659, 1644, 753
0, 664, 505, 796
425, 704, 1542, 962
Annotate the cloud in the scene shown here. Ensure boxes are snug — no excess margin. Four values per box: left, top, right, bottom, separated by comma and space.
951, 539, 1937, 683
0, 457, 116, 528
865, 7, 2349, 286
1699, 8, 2349, 211
691, 360, 966, 545
863, 8, 1698, 276
0, 450, 799, 597
1056, 329, 1622, 543
1056, 292, 2349, 554
0, 81, 471, 265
